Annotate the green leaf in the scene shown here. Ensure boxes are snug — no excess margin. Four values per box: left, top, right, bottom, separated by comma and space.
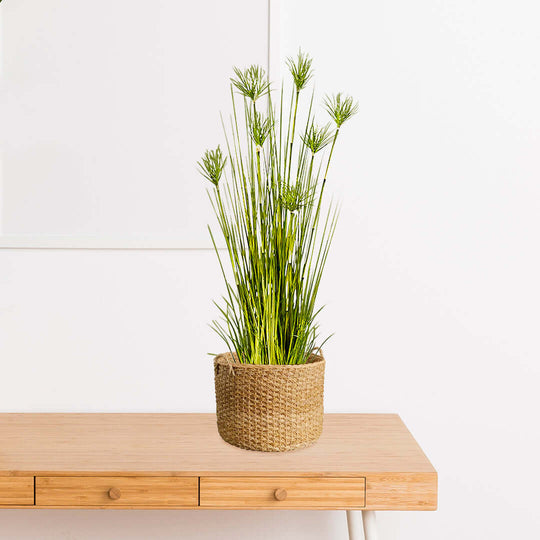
198, 54, 357, 364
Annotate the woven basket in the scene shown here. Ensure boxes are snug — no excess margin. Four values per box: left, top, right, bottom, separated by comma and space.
213, 352, 325, 452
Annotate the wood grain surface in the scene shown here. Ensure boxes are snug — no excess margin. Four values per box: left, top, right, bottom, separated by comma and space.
0, 477, 34, 505
200, 476, 366, 509
0, 413, 435, 476
0, 413, 437, 510
36, 476, 198, 507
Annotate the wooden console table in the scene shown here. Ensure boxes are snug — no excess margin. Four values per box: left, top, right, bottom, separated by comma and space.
0, 413, 437, 539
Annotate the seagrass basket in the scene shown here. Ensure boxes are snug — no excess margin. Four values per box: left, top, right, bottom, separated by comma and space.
213, 351, 325, 452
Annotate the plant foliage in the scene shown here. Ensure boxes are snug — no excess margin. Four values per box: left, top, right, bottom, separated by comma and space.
198, 52, 357, 364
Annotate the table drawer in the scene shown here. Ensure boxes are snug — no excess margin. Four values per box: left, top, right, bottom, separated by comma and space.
0, 477, 34, 506
36, 476, 198, 507
200, 476, 365, 508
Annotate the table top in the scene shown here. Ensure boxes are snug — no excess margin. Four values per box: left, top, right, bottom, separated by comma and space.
0, 413, 435, 477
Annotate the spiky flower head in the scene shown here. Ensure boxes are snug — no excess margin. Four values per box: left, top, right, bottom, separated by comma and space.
287, 50, 314, 91
280, 182, 314, 212
249, 110, 273, 148
301, 123, 334, 154
231, 65, 270, 102
197, 146, 227, 187
324, 93, 358, 128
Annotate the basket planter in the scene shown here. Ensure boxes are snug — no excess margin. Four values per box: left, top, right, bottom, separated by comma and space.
214, 352, 325, 452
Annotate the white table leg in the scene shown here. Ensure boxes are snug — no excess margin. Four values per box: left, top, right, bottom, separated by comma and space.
362, 510, 379, 540
346, 510, 362, 539
346, 510, 379, 540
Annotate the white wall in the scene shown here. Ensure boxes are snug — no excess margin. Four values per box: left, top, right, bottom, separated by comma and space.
0, 0, 267, 246
1, 1, 540, 538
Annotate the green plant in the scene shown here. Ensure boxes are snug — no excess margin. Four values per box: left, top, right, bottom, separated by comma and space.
198, 51, 357, 365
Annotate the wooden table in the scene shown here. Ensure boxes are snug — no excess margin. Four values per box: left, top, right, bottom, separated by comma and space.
0, 413, 437, 539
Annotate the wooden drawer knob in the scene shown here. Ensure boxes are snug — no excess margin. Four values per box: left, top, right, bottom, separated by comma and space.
274, 488, 287, 501
108, 487, 121, 500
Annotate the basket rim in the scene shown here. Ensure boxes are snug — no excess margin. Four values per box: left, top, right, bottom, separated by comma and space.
214, 352, 325, 369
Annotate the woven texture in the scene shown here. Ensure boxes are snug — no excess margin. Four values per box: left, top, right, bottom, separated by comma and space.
214, 352, 325, 452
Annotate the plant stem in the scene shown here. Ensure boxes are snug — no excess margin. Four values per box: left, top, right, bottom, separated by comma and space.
286, 90, 300, 185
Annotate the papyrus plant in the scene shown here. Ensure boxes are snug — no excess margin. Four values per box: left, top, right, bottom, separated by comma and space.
198, 52, 357, 365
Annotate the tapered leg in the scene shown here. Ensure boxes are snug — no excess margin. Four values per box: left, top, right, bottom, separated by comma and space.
346, 510, 362, 539
346, 510, 379, 540
362, 511, 379, 540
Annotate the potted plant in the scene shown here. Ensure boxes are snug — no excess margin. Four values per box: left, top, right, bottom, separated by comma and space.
198, 52, 357, 452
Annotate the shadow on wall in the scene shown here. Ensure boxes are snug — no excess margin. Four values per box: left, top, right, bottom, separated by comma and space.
0, 510, 350, 540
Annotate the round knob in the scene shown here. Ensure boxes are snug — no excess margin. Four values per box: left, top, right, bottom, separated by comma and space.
108, 487, 121, 500
274, 488, 287, 501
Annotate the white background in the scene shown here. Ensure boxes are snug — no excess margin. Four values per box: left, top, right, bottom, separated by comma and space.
1, 0, 540, 539
0, 0, 266, 246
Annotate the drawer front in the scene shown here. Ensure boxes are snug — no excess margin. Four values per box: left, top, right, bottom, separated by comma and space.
36, 476, 198, 507
0, 477, 34, 506
200, 477, 365, 509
